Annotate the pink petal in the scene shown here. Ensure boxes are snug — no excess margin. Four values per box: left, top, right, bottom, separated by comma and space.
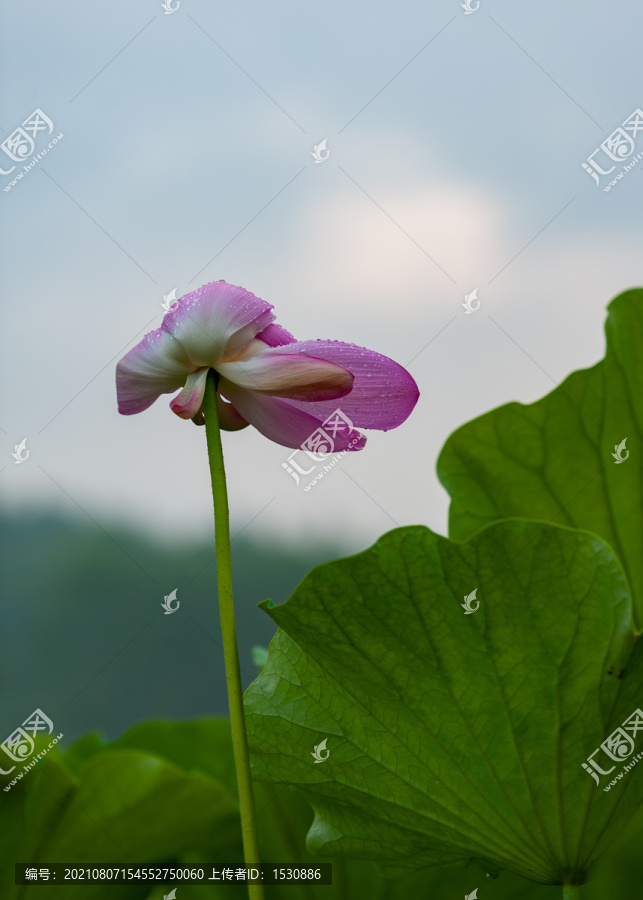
219, 379, 366, 451
217, 394, 250, 431
116, 328, 194, 415
215, 351, 354, 401
256, 323, 297, 347
273, 340, 419, 430
162, 281, 275, 367
169, 367, 209, 419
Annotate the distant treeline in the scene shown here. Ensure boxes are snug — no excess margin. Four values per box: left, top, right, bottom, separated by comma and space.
0, 509, 342, 743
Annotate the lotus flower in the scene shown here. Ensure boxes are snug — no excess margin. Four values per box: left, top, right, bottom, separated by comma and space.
116, 281, 419, 450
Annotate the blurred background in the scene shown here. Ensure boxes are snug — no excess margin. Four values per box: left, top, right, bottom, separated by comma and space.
0, 508, 340, 736
1, 0, 643, 892
2, 0, 643, 551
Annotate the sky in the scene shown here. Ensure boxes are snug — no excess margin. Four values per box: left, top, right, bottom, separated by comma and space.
2, 0, 642, 553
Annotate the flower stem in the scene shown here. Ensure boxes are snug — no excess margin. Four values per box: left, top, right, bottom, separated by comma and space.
203, 369, 264, 900
563, 885, 581, 899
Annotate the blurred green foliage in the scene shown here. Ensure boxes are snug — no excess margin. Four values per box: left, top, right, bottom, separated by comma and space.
0, 717, 641, 898
0, 509, 343, 740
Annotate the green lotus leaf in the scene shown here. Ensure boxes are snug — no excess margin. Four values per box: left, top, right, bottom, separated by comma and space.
245, 522, 643, 886
437, 287, 643, 626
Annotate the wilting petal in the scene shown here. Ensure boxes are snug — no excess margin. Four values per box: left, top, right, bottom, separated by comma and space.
116, 280, 419, 450
220, 379, 366, 451
116, 327, 194, 415
169, 367, 209, 419
162, 281, 275, 367
275, 340, 419, 429
256, 322, 296, 347
215, 350, 354, 401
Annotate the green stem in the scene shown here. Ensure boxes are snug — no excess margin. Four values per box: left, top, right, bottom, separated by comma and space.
563, 885, 581, 900
203, 369, 264, 900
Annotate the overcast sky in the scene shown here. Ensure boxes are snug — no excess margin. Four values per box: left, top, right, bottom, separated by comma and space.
2, 0, 642, 553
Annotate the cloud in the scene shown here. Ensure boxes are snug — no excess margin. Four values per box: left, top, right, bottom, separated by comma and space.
281, 177, 506, 313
